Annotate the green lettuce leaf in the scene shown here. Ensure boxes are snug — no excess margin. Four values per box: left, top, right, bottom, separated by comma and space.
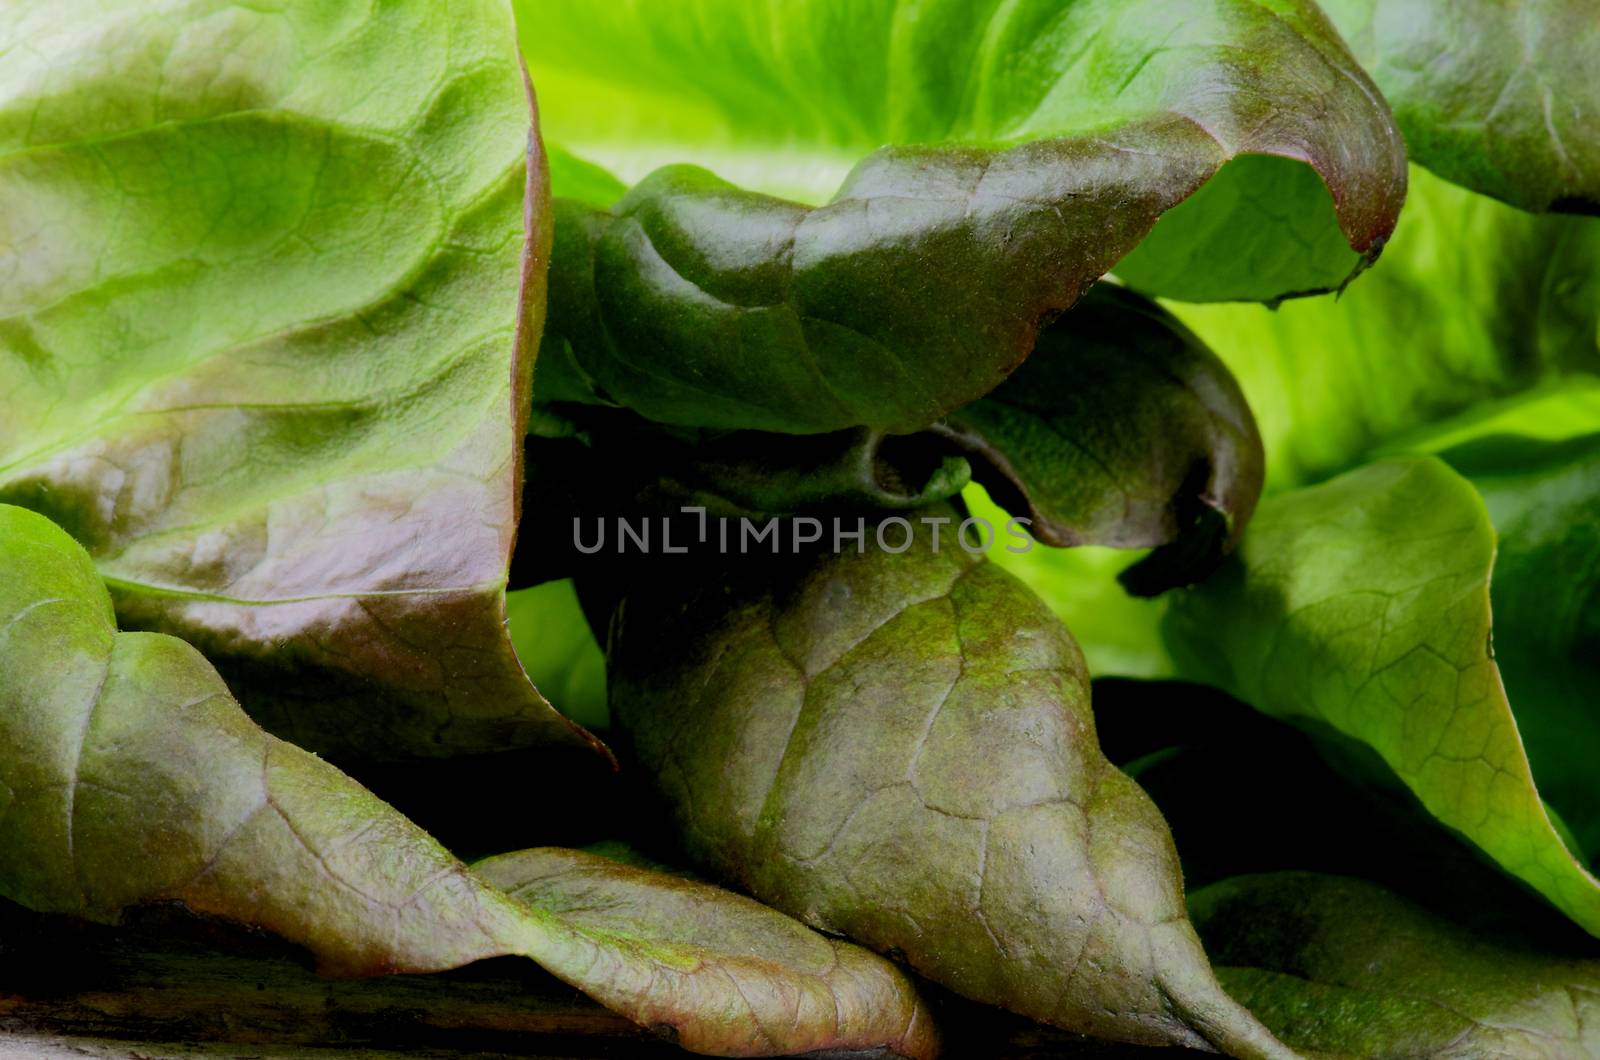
0, 502, 937, 1060
517, 0, 1406, 432
1174, 166, 1600, 490
1434, 431, 1600, 861
0, 0, 590, 759
547, 143, 628, 208
939, 284, 1263, 594
1192, 872, 1600, 1059
1320, 0, 1600, 213
520, 0, 1404, 299
507, 580, 608, 732
1164, 456, 1600, 934
1091, 677, 1583, 941
607, 518, 1292, 1056
1379, 377, 1600, 459
1003, 168, 1596, 677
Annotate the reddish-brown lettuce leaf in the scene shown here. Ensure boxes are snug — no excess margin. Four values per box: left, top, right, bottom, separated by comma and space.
0, 503, 937, 1059
607, 517, 1293, 1057
523, 0, 1407, 433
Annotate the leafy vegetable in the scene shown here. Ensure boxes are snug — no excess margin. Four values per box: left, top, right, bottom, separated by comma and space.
521, 0, 1405, 299
1164, 456, 1600, 934
607, 518, 1292, 1057
1386, 377, 1600, 459
0, 0, 587, 760
517, 0, 1407, 435
1090, 676, 1585, 945
1005, 166, 1597, 680
1192, 872, 1600, 1059
9, 2, 1600, 1056
1173, 165, 1600, 489
1320, 0, 1600, 213
0, 502, 937, 1059
939, 284, 1263, 593
963, 485, 1176, 680
507, 580, 609, 731
1438, 431, 1600, 861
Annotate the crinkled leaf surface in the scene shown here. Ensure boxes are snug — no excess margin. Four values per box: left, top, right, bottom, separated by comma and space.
1173, 166, 1600, 489
0, 0, 588, 759
1192, 873, 1600, 1060
517, 0, 1405, 433
1320, 0, 1600, 213
937, 284, 1263, 594
1164, 456, 1600, 934
0, 504, 938, 1060
607, 519, 1292, 1057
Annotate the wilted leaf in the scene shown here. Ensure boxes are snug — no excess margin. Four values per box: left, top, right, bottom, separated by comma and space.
1164, 456, 1600, 935
608, 518, 1292, 1056
937, 285, 1263, 594
1192, 872, 1600, 1059
0, 0, 587, 759
0, 503, 938, 1060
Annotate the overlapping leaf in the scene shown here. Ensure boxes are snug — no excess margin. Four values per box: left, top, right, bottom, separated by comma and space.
1193, 873, 1600, 1059
0, 503, 938, 1060
477, 848, 940, 1058
1091, 676, 1577, 936
510, 424, 972, 590
507, 580, 609, 731
999, 167, 1597, 679
1321, 0, 1600, 213
607, 518, 1292, 1057
529, 282, 1262, 603
939, 284, 1264, 594
1165, 456, 1600, 934
1435, 430, 1600, 862
0, 0, 588, 759
518, 0, 1405, 434
1174, 166, 1600, 489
